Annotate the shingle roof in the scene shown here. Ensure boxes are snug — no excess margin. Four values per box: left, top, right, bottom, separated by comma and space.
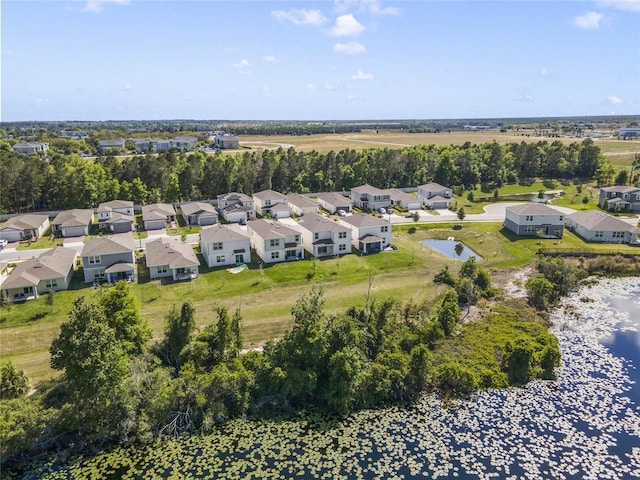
316, 192, 352, 206
287, 193, 318, 209
507, 203, 562, 216
2, 246, 76, 289
81, 236, 134, 257
352, 184, 387, 195
568, 210, 640, 233
1, 214, 49, 231
298, 213, 350, 233
146, 238, 199, 269
340, 213, 390, 228
418, 182, 450, 192
142, 203, 176, 221
52, 209, 94, 228
384, 188, 417, 203
180, 202, 218, 217
200, 224, 249, 243
99, 212, 134, 224
218, 192, 252, 203
253, 189, 287, 201
247, 219, 298, 240
97, 200, 133, 213
601, 186, 640, 193
270, 203, 290, 212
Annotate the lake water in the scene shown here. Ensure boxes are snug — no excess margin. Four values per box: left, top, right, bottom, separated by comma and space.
28, 278, 640, 479
420, 239, 483, 261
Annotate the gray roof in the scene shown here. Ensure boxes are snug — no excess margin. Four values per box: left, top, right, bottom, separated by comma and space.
247, 219, 299, 240
146, 238, 200, 269
13, 142, 48, 149
221, 203, 253, 214
253, 189, 287, 201
601, 186, 640, 194
568, 210, 640, 233
270, 203, 290, 212
173, 136, 198, 143
316, 192, 352, 206
427, 195, 451, 202
287, 193, 318, 210
218, 192, 253, 203
97, 199, 133, 213
298, 213, 350, 233
52, 209, 94, 228
180, 202, 218, 217
1, 214, 49, 231
105, 262, 135, 274
507, 203, 562, 216
340, 213, 390, 228
384, 188, 418, 203
418, 182, 450, 192
200, 224, 249, 243
81, 235, 134, 257
352, 184, 387, 196
142, 203, 176, 221
2, 246, 76, 289
99, 212, 134, 224
98, 139, 124, 148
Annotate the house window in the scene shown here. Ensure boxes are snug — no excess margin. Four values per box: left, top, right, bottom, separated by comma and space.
212, 242, 223, 250
216, 255, 225, 263
338, 231, 347, 239
318, 246, 328, 254
612, 231, 624, 238
270, 239, 279, 247
525, 216, 534, 222
524, 226, 536, 233
559, 216, 563, 221
294, 235, 300, 243
339, 244, 346, 251
46, 279, 58, 288
157, 265, 168, 274
271, 251, 280, 260
595, 231, 603, 238
314, 233, 319, 240
381, 226, 389, 233
95, 269, 106, 279
88, 256, 101, 265
265, 200, 271, 206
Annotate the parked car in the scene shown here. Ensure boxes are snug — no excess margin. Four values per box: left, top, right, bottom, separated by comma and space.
337, 209, 347, 217
378, 207, 387, 214
0, 239, 8, 250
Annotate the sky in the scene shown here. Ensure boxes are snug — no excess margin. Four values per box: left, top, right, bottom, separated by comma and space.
2, 0, 639, 122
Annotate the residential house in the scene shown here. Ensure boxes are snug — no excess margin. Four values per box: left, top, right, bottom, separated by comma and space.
350, 184, 392, 211
217, 192, 256, 223
417, 183, 453, 209
134, 138, 173, 153
145, 238, 200, 281
253, 189, 288, 217
297, 212, 352, 257
142, 203, 176, 230
385, 189, 422, 210
316, 192, 353, 214
2, 246, 76, 302
566, 210, 640, 244
504, 203, 565, 237
599, 186, 640, 213
181, 202, 218, 226
12, 142, 49, 155
0, 214, 50, 242
200, 224, 251, 267
339, 213, 392, 254
172, 136, 198, 151
246, 219, 303, 263
215, 134, 239, 149
97, 139, 125, 154
268, 202, 291, 219
51, 209, 94, 237
287, 193, 319, 216
97, 200, 135, 233
81, 236, 136, 284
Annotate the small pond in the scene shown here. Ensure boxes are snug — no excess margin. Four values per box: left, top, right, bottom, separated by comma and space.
420, 239, 483, 261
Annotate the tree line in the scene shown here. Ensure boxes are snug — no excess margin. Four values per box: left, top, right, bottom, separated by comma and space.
0, 138, 612, 213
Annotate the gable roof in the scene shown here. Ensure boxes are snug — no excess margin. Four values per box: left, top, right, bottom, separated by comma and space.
200, 224, 249, 243
180, 202, 218, 217
298, 213, 350, 233
601, 186, 640, 194
1, 214, 49, 231
81, 235, 135, 257
2, 246, 76, 289
247, 219, 299, 240
253, 189, 287, 201
99, 212, 135, 224
418, 182, 450, 192
146, 238, 199, 269
287, 193, 318, 210
316, 192, 352, 206
141, 203, 176, 221
568, 210, 640, 233
97, 199, 133, 213
384, 188, 417, 203
52, 209, 94, 227
340, 213, 390, 228
506, 203, 562, 216
352, 184, 387, 196
218, 192, 252, 203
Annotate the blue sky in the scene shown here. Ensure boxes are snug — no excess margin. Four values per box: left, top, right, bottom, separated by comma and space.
2, 0, 639, 121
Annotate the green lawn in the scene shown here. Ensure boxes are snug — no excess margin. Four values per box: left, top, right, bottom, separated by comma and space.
14, 227, 63, 251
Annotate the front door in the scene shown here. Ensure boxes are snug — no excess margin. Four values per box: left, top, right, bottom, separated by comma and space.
235, 254, 244, 264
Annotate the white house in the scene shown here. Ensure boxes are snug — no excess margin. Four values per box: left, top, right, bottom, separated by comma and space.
97, 200, 135, 233
566, 210, 640, 244
246, 219, 303, 263
180, 202, 218, 226
200, 224, 251, 267
12, 142, 49, 155
384, 189, 422, 210
0, 214, 50, 242
142, 203, 176, 230
417, 183, 453, 209
81, 236, 136, 284
351, 184, 392, 211
316, 192, 353, 214
217, 192, 256, 223
51, 209, 94, 237
504, 203, 565, 237
253, 189, 288, 217
145, 238, 200, 281
296, 212, 352, 257
339, 213, 392, 254
287, 193, 319, 216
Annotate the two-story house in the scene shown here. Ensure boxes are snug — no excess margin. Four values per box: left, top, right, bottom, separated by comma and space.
504, 203, 565, 237
200, 224, 251, 267
146, 238, 200, 281
180, 202, 218, 226
0, 214, 50, 243
253, 189, 289, 217
96, 200, 135, 233
339, 213, 392, 254
297, 213, 352, 257
350, 184, 392, 211
246, 219, 303, 263
142, 203, 176, 230
599, 186, 640, 213
417, 183, 453, 209
51, 209, 94, 237
217, 192, 256, 223
81, 236, 136, 284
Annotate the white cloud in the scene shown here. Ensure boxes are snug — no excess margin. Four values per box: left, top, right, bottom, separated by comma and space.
123, 84, 132, 91
572, 11, 605, 29
597, 0, 640, 12
351, 69, 373, 80
232, 59, 252, 74
333, 41, 366, 55
346, 94, 356, 100
82, 0, 131, 13
262, 55, 276, 62
307, 83, 318, 90
539, 67, 550, 76
330, 14, 366, 36
335, 0, 399, 16
608, 95, 623, 104
272, 9, 327, 26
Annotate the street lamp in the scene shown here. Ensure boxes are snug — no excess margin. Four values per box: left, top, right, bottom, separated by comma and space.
136, 223, 142, 250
